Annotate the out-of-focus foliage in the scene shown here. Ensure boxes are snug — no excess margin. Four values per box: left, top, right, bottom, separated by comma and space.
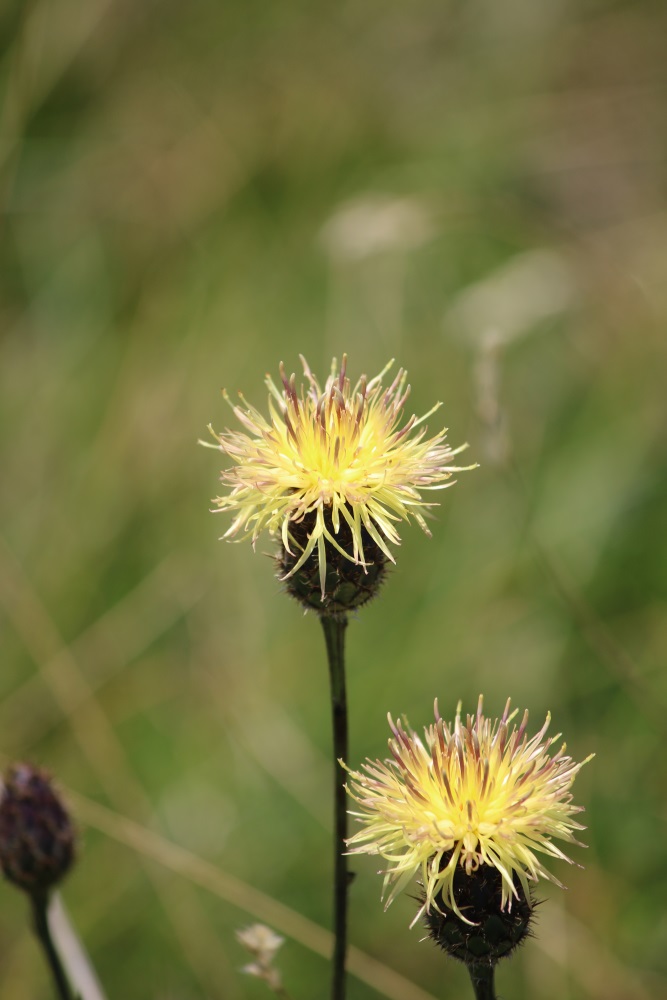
1, 1, 666, 997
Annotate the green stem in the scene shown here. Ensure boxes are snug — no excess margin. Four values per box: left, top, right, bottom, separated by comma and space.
31, 893, 75, 1000
467, 963, 497, 1000
320, 612, 349, 1000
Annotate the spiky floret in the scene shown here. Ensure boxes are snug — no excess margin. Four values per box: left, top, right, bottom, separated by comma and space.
202, 356, 474, 598
343, 697, 593, 925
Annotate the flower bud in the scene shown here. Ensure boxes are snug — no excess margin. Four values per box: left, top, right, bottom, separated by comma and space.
278, 507, 387, 615
0, 763, 76, 895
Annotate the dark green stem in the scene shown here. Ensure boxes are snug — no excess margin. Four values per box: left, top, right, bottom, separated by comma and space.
467, 963, 497, 1000
31, 893, 75, 1000
320, 612, 349, 1000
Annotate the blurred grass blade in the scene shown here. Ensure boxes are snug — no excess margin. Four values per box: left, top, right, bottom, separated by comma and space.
49, 894, 108, 1000
68, 788, 440, 1000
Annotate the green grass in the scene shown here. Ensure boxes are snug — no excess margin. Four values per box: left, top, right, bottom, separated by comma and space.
1, 1, 667, 997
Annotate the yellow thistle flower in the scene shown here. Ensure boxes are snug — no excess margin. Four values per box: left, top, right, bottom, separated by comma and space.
202, 355, 474, 598
343, 697, 593, 924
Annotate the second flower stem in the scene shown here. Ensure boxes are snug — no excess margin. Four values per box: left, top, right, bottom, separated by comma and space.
320, 612, 349, 1000
31, 892, 75, 1000
467, 963, 497, 1000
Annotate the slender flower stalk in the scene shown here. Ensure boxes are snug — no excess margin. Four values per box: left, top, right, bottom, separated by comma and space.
468, 964, 497, 1000
321, 613, 349, 1000
205, 357, 474, 998
31, 892, 76, 1000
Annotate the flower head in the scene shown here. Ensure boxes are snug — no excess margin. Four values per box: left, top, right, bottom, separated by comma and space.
343, 697, 592, 924
203, 356, 474, 600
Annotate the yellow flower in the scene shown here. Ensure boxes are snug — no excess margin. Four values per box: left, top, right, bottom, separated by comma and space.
343, 697, 593, 924
203, 355, 474, 598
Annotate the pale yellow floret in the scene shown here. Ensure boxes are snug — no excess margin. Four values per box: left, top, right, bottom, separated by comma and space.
343, 696, 593, 925
202, 355, 476, 596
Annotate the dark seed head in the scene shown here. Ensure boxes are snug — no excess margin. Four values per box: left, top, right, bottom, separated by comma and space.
0, 763, 76, 896
423, 854, 534, 969
278, 506, 388, 615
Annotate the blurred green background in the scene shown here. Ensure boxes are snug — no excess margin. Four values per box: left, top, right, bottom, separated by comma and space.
1, 1, 666, 997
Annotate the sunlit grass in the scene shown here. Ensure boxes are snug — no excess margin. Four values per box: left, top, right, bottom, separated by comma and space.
1, 1, 667, 997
